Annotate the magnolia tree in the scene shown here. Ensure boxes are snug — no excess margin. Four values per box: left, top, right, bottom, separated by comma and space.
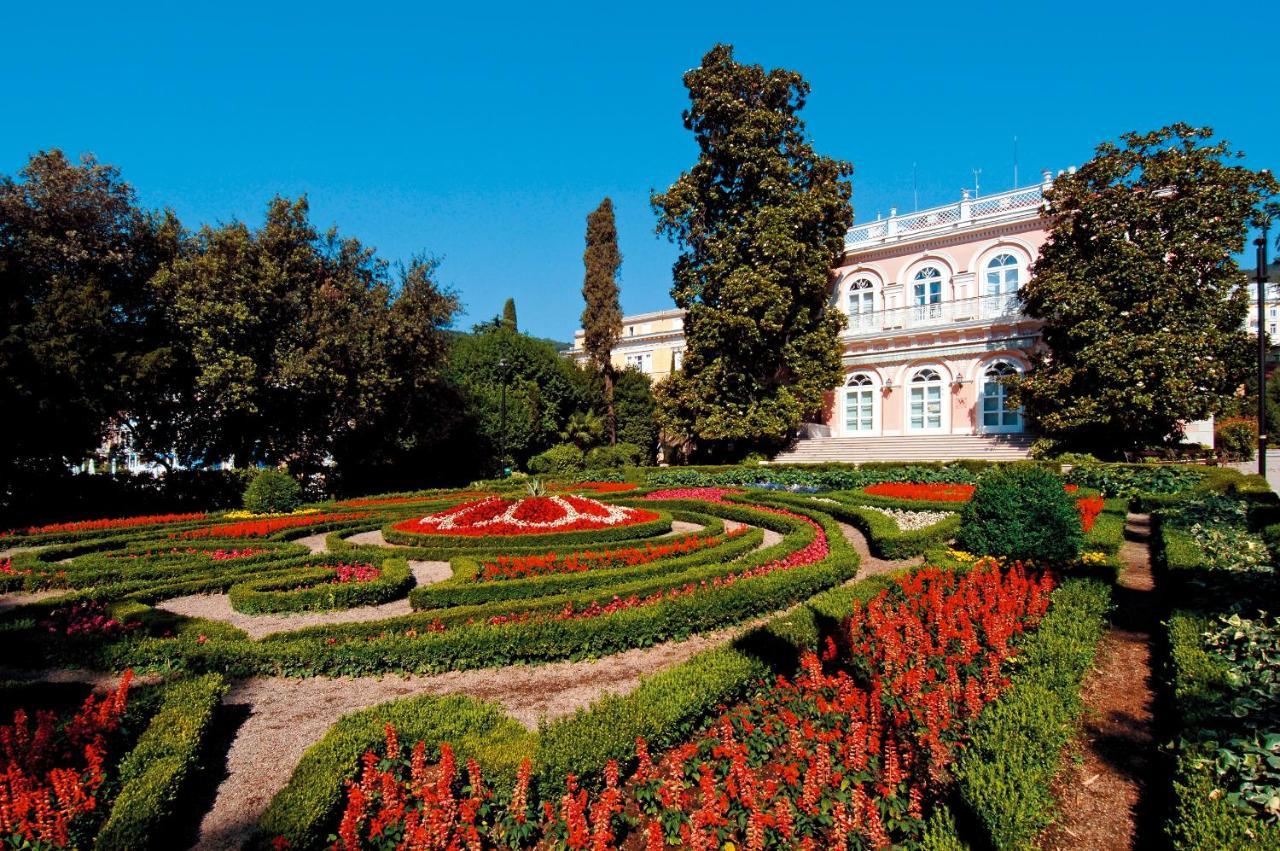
651, 44, 852, 460
1017, 124, 1278, 454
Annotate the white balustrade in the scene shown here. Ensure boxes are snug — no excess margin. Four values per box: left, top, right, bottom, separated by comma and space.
843, 294, 1025, 337
845, 183, 1049, 250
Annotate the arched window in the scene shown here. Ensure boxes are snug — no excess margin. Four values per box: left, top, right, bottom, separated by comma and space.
981, 361, 1023, 432
846, 278, 876, 331
843, 373, 876, 433
908, 368, 945, 431
983, 253, 1022, 317
912, 267, 944, 322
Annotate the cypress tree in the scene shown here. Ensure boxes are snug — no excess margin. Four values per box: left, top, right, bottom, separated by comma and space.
581, 198, 623, 444
502, 297, 518, 332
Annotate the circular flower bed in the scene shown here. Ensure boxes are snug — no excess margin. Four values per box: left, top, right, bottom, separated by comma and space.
393, 495, 659, 538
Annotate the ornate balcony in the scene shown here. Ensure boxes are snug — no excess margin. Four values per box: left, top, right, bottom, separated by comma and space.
844, 180, 1050, 252
843, 294, 1026, 337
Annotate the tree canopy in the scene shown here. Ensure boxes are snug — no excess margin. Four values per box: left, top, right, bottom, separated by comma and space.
1016, 124, 1278, 454
651, 44, 852, 460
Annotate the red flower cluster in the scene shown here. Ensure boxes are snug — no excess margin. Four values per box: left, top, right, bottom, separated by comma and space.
178, 512, 368, 539
478, 530, 746, 582
332, 563, 381, 584
863, 482, 976, 502
552, 482, 638, 494
393, 496, 658, 538
642, 488, 742, 502
324, 563, 1054, 849
0, 558, 29, 577
38, 602, 140, 639
337, 491, 489, 508
0, 671, 132, 847
1075, 496, 1105, 533
10, 512, 207, 537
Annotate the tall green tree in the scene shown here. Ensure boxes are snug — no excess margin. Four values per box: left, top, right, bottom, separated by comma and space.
581, 197, 623, 444
502, 297, 518, 331
1016, 124, 1278, 454
0, 150, 180, 494
651, 45, 852, 460
150, 197, 398, 474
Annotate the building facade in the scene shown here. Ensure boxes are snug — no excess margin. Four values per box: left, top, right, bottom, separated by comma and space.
570, 308, 686, 382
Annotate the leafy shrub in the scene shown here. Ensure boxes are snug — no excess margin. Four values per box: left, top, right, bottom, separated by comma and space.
1065, 463, 1204, 499
957, 466, 1083, 562
526, 443, 585, 475
242, 469, 302, 514
585, 442, 645, 469
1216, 417, 1258, 462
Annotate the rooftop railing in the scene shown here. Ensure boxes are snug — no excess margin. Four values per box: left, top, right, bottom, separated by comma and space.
845, 178, 1051, 251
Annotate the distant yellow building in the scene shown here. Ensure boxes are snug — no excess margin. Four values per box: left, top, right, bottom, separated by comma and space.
569, 308, 686, 382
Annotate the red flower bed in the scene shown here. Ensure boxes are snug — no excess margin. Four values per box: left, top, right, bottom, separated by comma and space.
113, 547, 266, 561
39, 601, 140, 639
862, 482, 976, 502
642, 487, 742, 503
1076, 495, 1105, 533
338, 491, 491, 508
0, 671, 132, 848
9, 512, 208, 537
479, 530, 747, 582
553, 481, 638, 494
177, 512, 368, 539
324, 562, 1054, 849
393, 496, 658, 538
332, 563, 381, 584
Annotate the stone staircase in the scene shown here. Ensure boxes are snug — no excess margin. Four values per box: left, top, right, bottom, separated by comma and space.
771, 434, 1036, 464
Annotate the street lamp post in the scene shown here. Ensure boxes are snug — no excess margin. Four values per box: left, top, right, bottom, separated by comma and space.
1259, 226, 1271, 477
497, 357, 510, 478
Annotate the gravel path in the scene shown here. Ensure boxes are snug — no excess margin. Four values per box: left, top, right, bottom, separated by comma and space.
0, 588, 68, 613
188, 520, 883, 850
155, 561, 452, 639
838, 522, 922, 576
1041, 514, 1163, 850
293, 533, 329, 554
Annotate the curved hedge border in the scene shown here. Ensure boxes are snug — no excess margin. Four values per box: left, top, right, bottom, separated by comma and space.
94, 673, 227, 851
764, 491, 959, 558
228, 557, 413, 614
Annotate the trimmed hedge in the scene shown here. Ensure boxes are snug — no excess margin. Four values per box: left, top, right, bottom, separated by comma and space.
765, 493, 959, 559
228, 557, 412, 614
256, 693, 536, 850
95, 674, 227, 851
381, 512, 673, 549
946, 577, 1112, 848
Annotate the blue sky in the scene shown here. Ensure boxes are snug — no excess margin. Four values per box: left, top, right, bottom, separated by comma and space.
4, 1, 1277, 340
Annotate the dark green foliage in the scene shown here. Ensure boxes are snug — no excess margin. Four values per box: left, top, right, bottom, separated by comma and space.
651, 44, 853, 459
1064, 462, 1206, 499
526, 443, 586, 475
957, 466, 1083, 561
95, 675, 227, 851
1016, 125, 1277, 453
646, 462, 978, 492
586, 442, 645, 469
612, 368, 658, 457
501, 297, 518, 331
0, 150, 181, 508
229, 557, 413, 614
780, 495, 959, 559
580, 198, 623, 444
242, 469, 302, 514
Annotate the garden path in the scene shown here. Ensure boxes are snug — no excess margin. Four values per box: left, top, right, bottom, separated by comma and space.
155, 561, 452, 638
0, 587, 67, 613
187, 522, 894, 851
1041, 513, 1164, 850
336, 519, 707, 550
838, 522, 923, 577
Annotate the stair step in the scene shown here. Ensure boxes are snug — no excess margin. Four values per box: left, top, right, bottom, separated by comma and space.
771, 434, 1034, 464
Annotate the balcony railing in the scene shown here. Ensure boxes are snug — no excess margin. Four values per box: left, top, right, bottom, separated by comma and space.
844, 294, 1025, 336
845, 180, 1051, 251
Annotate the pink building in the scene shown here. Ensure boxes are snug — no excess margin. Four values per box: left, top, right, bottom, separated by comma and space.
820, 178, 1052, 444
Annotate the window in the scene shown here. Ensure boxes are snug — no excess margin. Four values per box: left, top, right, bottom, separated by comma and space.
624, 352, 652, 373
983, 253, 1022, 317
843, 373, 875, 433
908, 368, 944, 431
672, 349, 684, 371
847, 278, 876, 330
981, 361, 1023, 432
912, 268, 944, 322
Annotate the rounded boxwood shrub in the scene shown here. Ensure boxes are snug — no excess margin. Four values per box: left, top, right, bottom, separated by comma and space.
527, 443, 585, 475
586, 442, 645, 469
243, 469, 303, 514
957, 465, 1082, 562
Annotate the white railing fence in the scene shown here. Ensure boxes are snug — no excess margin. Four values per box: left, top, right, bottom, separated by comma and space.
845, 180, 1050, 250
844, 294, 1024, 336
